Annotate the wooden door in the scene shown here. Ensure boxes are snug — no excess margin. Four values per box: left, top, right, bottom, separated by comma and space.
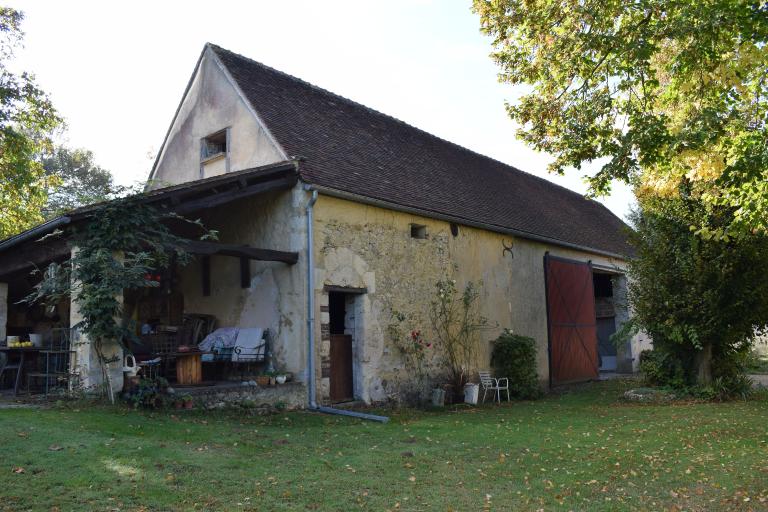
545, 255, 599, 385
330, 334, 353, 402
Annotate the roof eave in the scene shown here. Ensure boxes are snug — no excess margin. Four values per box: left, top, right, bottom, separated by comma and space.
306, 183, 630, 262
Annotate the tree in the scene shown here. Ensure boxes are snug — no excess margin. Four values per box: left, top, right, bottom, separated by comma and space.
626, 193, 768, 387
474, 0, 768, 237
41, 146, 115, 218
0, 8, 62, 238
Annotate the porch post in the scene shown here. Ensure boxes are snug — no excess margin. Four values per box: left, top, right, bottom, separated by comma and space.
69, 247, 124, 396
0, 282, 7, 342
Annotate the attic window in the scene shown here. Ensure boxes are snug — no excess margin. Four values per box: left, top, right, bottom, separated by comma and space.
201, 129, 228, 161
410, 224, 427, 239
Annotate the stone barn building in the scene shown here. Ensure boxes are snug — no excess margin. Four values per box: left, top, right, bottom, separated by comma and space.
0, 44, 649, 405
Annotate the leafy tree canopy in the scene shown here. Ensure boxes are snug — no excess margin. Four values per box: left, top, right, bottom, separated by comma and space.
474, 0, 768, 237
0, 8, 62, 238
41, 145, 115, 218
626, 192, 768, 387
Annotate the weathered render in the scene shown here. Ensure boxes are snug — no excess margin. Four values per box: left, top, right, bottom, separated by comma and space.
176, 187, 309, 377
149, 48, 285, 187
311, 195, 640, 403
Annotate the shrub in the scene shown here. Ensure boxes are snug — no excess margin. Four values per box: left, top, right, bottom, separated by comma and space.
640, 349, 754, 400
490, 330, 541, 399
638, 349, 686, 389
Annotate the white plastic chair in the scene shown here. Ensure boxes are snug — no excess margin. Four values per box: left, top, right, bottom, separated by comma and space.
479, 370, 510, 403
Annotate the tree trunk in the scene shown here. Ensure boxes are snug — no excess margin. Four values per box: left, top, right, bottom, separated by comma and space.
694, 342, 713, 385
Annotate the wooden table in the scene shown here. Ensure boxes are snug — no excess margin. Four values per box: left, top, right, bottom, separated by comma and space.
174, 351, 203, 385
0, 347, 41, 395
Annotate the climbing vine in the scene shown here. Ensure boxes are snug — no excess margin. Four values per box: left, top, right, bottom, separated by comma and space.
25, 192, 216, 401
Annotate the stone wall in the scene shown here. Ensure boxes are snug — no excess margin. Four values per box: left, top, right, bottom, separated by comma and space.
186, 382, 306, 411
311, 194, 645, 403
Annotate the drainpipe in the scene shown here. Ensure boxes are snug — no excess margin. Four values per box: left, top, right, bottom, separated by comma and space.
304, 185, 388, 423
305, 186, 319, 408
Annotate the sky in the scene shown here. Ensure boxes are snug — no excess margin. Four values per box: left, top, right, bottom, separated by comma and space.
10, 0, 634, 220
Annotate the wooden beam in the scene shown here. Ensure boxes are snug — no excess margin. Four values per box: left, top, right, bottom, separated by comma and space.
240, 257, 251, 288
172, 175, 296, 215
178, 240, 298, 265
324, 285, 368, 295
0, 238, 70, 279
201, 256, 211, 297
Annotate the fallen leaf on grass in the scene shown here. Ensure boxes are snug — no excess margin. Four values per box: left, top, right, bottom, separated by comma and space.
48, 445, 63, 451
12, 467, 25, 474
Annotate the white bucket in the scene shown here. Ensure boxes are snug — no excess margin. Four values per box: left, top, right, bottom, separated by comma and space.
464, 383, 479, 405
29, 334, 43, 347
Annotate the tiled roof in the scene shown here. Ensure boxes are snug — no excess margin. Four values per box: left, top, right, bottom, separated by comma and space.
211, 44, 632, 257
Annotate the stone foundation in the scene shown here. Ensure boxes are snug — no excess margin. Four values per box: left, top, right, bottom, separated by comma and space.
182, 381, 306, 411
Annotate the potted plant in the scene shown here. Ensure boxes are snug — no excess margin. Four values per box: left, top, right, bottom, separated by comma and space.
255, 374, 271, 387
181, 394, 194, 410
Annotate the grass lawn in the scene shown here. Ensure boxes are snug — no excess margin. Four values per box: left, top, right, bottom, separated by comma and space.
2, 379, 767, 511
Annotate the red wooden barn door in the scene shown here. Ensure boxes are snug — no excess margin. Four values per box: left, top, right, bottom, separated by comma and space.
545, 254, 599, 385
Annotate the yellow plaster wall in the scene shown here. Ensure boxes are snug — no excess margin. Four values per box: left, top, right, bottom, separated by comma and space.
312, 194, 630, 401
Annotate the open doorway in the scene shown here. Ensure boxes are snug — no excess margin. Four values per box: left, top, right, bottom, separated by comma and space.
328, 292, 354, 402
593, 272, 617, 372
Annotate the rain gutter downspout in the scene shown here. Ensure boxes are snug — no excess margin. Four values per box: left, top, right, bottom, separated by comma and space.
304, 184, 388, 423
305, 186, 319, 409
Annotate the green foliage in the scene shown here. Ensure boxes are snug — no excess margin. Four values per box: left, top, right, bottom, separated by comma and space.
474, 0, 768, 237
638, 349, 686, 389
744, 348, 768, 374
0, 8, 63, 238
41, 145, 115, 218
428, 278, 491, 389
126, 377, 169, 409
629, 195, 768, 392
25, 194, 215, 399
388, 310, 432, 377
490, 330, 541, 399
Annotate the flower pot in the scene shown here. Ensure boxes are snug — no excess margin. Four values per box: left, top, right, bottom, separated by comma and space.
463, 383, 479, 405
431, 388, 446, 407
256, 375, 270, 387
184, 400, 194, 410
276, 375, 287, 385
174, 401, 183, 410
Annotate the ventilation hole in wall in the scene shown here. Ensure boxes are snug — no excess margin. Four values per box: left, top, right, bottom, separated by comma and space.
450, 223, 459, 237
410, 224, 427, 239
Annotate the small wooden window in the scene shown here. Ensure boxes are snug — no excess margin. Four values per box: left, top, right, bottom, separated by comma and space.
201, 129, 228, 161
410, 224, 427, 239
